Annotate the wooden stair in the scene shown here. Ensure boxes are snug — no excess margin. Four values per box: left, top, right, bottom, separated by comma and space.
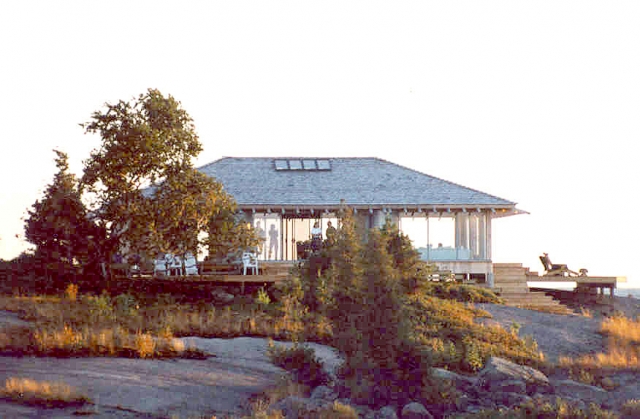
493, 263, 572, 313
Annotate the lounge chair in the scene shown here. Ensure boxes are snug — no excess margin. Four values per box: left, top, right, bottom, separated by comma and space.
539, 253, 580, 277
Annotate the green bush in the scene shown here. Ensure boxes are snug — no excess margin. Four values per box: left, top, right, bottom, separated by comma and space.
406, 294, 541, 373
420, 282, 502, 303
267, 341, 328, 387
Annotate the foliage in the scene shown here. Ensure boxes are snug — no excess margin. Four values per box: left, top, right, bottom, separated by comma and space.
256, 287, 271, 309
454, 397, 619, 419
621, 399, 640, 419
23, 150, 98, 286
317, 401, 359, 419
405, 293, 542, 373
267, 341, 328, 387
207, 203, 259, 261
322, 207, 430, 406
64, 283, 78, 301
379, 220, 428, 292
147, 167, 240, 258
421, 282, 503, 304
80, 88, 254, 265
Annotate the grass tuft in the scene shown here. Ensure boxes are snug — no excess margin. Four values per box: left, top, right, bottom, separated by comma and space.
0, 377, 91, 408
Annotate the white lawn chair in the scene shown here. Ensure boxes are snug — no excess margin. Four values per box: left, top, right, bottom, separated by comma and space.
184, 253, 199, 275
153, 258, 167, 276
242, 252, 259, 275
169, 255, 183, 276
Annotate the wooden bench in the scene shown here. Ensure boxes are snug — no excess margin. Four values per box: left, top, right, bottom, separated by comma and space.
198, 261, 242, 275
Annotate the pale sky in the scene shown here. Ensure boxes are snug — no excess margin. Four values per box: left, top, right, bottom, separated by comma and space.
1, 1, 638, 287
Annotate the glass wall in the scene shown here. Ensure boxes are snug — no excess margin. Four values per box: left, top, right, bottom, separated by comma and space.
253, 214, 282, 261
253, 214, 338, 261
399, 212, 488, 261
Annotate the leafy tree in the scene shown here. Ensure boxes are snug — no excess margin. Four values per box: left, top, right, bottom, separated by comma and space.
81, 89, 202, 261
24, 150, 96, 287
81, 89, 252, 266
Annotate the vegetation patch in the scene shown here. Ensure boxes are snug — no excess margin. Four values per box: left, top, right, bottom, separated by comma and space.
0, 377, 91, 408
267, 341, 329, 388
454, 397, 620, 418
420, 282, 503, 304
406, 293, 542, 373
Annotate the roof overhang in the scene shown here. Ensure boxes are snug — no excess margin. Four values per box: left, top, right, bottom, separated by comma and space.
236, 203, 526, 217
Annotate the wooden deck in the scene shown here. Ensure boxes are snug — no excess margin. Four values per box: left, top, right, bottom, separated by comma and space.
526, 274, 624, 286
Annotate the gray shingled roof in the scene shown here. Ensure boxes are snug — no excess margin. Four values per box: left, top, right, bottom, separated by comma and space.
197, 157, 516, 209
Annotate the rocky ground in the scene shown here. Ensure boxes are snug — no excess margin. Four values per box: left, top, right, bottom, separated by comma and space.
1, 296, 639, 418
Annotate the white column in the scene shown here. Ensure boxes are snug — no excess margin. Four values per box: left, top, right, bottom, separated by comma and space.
455, 213, 469, 250
486, 212, 492, 260
469, 214, 478, 258
478, 213, 486, 259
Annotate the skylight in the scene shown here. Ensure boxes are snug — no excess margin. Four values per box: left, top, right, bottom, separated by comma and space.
288, 160, 302, 170
274, 160, 288, 170
273, 159, 331, 171
316, 159, 331, 170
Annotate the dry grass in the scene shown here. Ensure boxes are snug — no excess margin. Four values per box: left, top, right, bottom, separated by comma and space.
0, 288, 314, 359
560, 315, 640, 370
244, 375, 307, 419
0, 377, 91, 408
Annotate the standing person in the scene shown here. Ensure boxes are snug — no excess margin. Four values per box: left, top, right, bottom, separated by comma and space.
268, 224, 279, 260
311, 221, 322, 252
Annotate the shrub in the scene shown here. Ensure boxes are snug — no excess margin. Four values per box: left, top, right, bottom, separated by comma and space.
405, 294, 542, 372
317, 401, 359, 419
134, 331, 156, 358
267, 341, 328, 388
455, 397, 619, 418
114, 293, 139, 319
64, 283, 78, 301
256, 287, 271, 309
622, 399, 640, 418
420, 282, 502, 303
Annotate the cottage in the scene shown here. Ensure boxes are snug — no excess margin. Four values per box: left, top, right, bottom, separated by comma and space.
199, 157, 525, 286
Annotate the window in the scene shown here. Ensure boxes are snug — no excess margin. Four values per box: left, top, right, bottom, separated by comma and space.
273, 159, 331, 171
274, 160, 288, 170
316, 159, 331, 170
302, 159, 316, 170
288, 160, 302, 170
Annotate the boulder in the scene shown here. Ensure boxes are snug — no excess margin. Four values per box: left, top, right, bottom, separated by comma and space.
378, 405, 399, 419
211, 289, 234, 304
432, 368, 477, 392
491, 379, 527, 394
401, 402, 433, 419
476, 357, 553, 395
552, 379, 608, 405
311, 385, 338, 402
269, 396, 329, 417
